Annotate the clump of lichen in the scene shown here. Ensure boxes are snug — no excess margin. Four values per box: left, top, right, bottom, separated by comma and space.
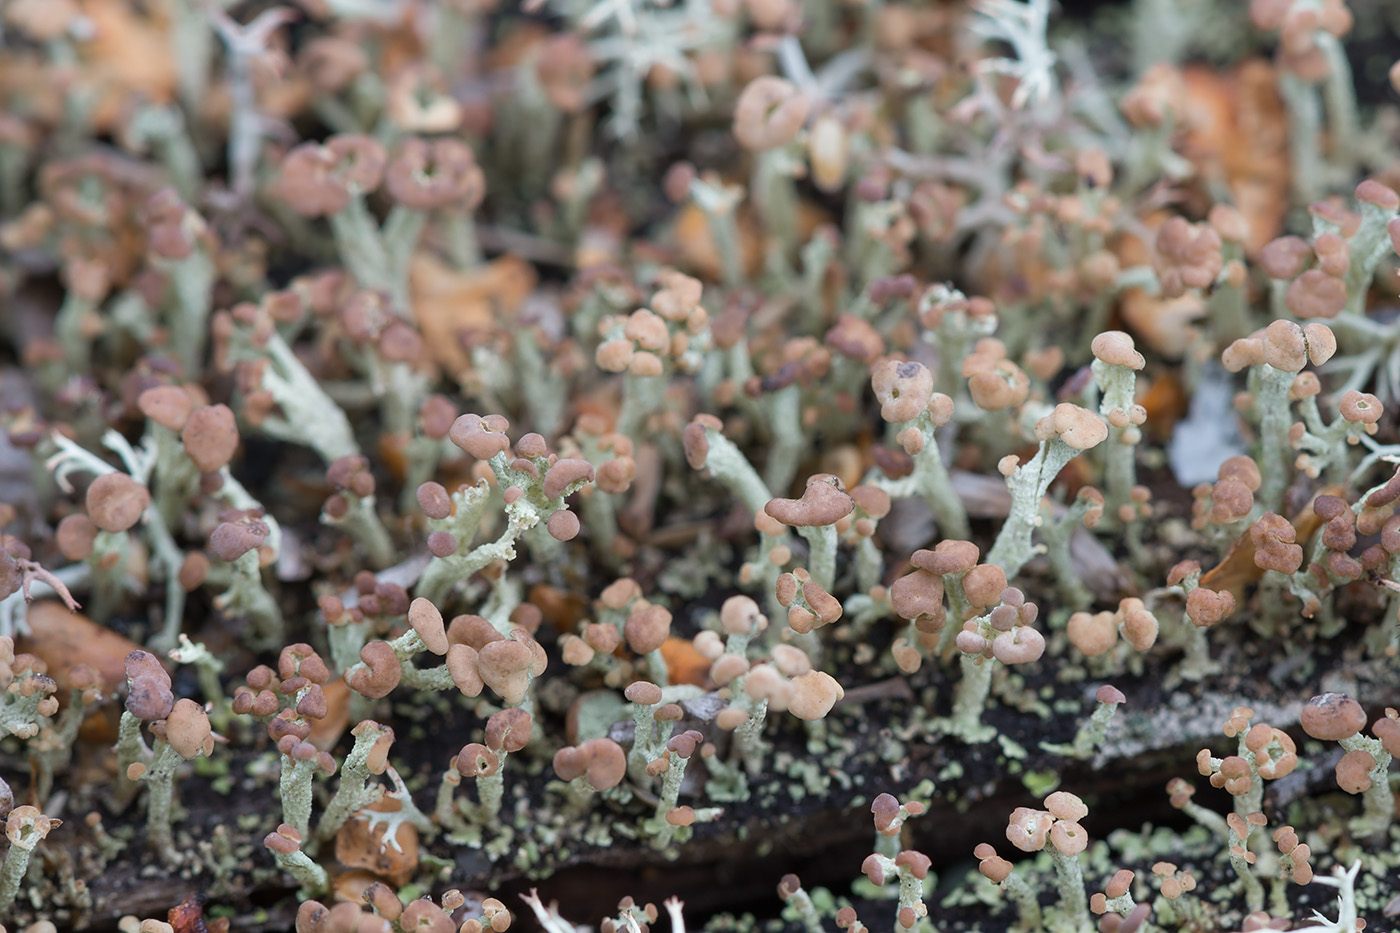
0, 0, 1398, 931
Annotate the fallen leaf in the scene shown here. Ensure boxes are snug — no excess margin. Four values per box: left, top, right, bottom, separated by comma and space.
332, 870, 388, 909
168, 893, 211, 933
80, 0, 178, 131
527, 583, 587, 632
376, 431, 411, 485
1114, 217, 1208, 359
18, 600, 141, 696
335, 796, 419, 887
669, 203, 763, 283
660, 636, 709, 687
411, 253, 536, 382
308, 679, 352, 751
1179, 60, 1289, 254
1200, 486, 1339, 603
1138, 371, 1190, 440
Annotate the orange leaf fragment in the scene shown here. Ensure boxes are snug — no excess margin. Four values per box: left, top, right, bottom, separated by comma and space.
307, 679, 352, 752
335, 796, 419, 887
660, 635, 710, 687
1200, 486, 1339, 603
18, 600, 140, 696
411, 253, 536, 384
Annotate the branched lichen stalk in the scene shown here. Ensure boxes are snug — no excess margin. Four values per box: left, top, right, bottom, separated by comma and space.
216, 548, 283, 649
0, 812, 51, 913
252, 331, 360, 464
693, 425, 773, 516
1226, 814, 1264, 912
1070, 697, 1120, 759
1172, 568, 1222, 681
315, 726, 388, 846
988, 437, 1083, 580
415, 479, 494, 604
628, 699, 667, 785
781, 880, 825, 933
418, 506, 535, 608
866, 411, 969, 539
999, 870, 1042, 931
145, 508, 192, 655
149, 424, 198, 533
169, 637, 231, 731
648, 756, 690, 849
30, 686, 88, 803
270, 847, 327, 896
323, 492, 395, 571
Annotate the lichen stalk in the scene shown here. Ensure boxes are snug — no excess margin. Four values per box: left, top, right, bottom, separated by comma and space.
867, 410, 969, 539
1253, 364, 1296, 510
1048, 847, 1089, 930
1089, 356, 1140, 519
141, 742, 184, 865
1337, 733, 1394, 837
314, 724, 389, 846
691, 424, 774, 516
280, 756, 318, 843
988, 437, 1083, 580
946, 654, 996, 744
0, 811, 53, 914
